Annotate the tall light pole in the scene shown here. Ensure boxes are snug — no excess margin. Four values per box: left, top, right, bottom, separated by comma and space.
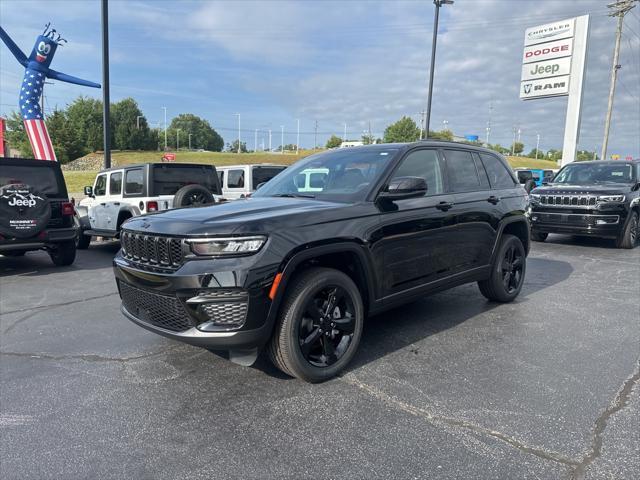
188, 133, 192, 150
425, 0, 454, 139
442, 119, 449, 132
233, 113, 241, 153
296, 119, 300, 154
343, 122, 347, 141
136, 115, 143, 129
535, 133, 540, 160
101, 0, 111, 169
176, 129, 180, 151
269, 129, 272, 152
601, 0, 636, 161
254, 129, 258, 152
280, 125, 284, 154
162, 106, 167, 150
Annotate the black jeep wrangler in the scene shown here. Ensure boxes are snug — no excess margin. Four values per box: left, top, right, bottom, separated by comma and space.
113, 142, 530, 382
0, 157, 77, 265
529, 159, 640, 248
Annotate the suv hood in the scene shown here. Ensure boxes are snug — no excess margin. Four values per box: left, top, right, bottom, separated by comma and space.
123, 196, 351, 236
533, 183, 634, 195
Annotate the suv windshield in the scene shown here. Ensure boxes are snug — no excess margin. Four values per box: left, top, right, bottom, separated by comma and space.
151, 164, 220, 195
0, 164, 64, 196
553, 163, 635, 185
253, 148, 398, 202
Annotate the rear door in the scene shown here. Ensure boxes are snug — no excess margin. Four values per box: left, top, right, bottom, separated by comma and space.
442, 149, 497, 273
102, 170, 123, 231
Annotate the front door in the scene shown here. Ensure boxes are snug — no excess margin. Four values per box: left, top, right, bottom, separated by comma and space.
372, 148, 456, 299
88, 173, 108, 230
103, 170, 123, 232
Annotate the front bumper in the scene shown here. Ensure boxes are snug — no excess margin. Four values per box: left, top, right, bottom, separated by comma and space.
0, 226, 77, 251
530, 209, 625, 238
113, 253, 277, 351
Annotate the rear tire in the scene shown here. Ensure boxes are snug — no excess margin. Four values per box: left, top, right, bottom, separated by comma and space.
616, 212, 638, 249
75, 216, 91, 249
531, 230, 548, 242
478, 234, 526, 303
267, 267, 364, 383
49, 240, 76, 266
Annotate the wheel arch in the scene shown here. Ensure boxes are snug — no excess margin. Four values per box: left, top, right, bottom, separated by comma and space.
116, 207, 137, 230
491, 216, 530, 263
265, 241, 377, 327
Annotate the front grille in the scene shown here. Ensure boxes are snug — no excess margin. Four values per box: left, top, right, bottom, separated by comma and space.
193, 290, 249, 329
121, 230, 184, 270
120, 282, 193, 332
539, 194, 597, 208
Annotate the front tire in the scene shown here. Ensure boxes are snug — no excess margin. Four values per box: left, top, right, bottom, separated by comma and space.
478, 234, 526, 302
531, 230, 548, 242
49, 240, 77, 266
267, 267, 364, 383
616, 211, 638, 249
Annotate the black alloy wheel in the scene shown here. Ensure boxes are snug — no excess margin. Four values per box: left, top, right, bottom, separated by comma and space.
298, 285, 356, 367
184, 191, 210, 207
501, 243, 524, 295
617, 211, 639, 249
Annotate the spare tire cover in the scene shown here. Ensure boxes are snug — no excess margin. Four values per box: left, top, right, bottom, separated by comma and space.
0, 183, 52, 239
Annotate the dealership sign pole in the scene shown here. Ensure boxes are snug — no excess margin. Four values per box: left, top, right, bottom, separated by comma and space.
520, 15, 590, 166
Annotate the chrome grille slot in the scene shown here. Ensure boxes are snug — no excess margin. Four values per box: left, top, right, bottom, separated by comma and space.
120, 231, 184, 271
538, 194, 599, 209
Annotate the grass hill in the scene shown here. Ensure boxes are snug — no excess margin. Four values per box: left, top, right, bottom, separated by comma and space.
62, 150, 559, 194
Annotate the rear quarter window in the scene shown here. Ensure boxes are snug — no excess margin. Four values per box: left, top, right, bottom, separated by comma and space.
227, 170, 245, 189
151, 165, 220, 195
252, 167, 286, 190
125, 169, 144, 195
480, 153, 516, 189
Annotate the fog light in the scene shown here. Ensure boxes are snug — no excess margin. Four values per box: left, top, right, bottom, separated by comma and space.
188, 290, 249, 331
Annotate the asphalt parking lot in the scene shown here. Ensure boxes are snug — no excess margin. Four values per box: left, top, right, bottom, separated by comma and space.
1, 236, 639, 480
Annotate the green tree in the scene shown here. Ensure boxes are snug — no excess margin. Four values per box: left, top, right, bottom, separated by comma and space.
383, 116, 420, 143
46, 109, 76, 163
226, 140, 248, 153
527, 148, 544, 159
361, 133, 375, 145
326, 135, 342, 149
167, 114, 223, 151
512, 141, 524, 155
427, 129, 453, 141
65, 96, 104, 154
4, 111, 33, 158
110, 98, 150, 150
546, 149, 562, 162
576, 150, 597, 161
488, 144, 509, 155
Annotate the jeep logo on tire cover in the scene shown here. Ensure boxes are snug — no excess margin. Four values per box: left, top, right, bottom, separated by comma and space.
0, 183, 52, 239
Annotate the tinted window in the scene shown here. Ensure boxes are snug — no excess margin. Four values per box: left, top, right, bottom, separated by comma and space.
309, 172, 327, 188
94, 174, 107, 196
480, 153, 516, 189
444, 150, 481, 192
217, 170, 224, 186
474, 155, 490, 189
109, 172, 122, 195
554, 163, 635, 184
252, 166, 286, 189
151, 165, 220, 195
391, 149, 444, 195
516, 171, 532, 183
227, 170, 245, 188
125, 169, 144, 195
0, 165, 64, 196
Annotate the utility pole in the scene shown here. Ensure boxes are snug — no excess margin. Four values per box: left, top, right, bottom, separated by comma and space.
418, 111, 426, 139
343, 122, 347, 141
425, 0, 454, 138
280, 125, 284, 154
233, 113, 241, 153
254, 129, 258, 153
314, 120, 318, 150
176, 129, 180, 151
535, 133, 540, 160
511, 126, 517, 156
269, 129, 272, 152
101, 0, 111, 169
601, 0, 636, 161
188, 133, 192, 150
442, 119, 449, 133
162, 106, 167, 150
296, 119, 300, 154
486, 101, 493, 145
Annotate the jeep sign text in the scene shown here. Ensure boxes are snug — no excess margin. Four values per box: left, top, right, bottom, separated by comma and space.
521, 56, 571, 81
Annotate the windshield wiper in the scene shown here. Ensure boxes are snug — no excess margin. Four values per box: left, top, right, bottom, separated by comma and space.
271, 193, 316, 199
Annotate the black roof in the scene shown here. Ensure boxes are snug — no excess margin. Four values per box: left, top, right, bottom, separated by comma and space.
97, 162, 217, 174
0, 157, 63, 169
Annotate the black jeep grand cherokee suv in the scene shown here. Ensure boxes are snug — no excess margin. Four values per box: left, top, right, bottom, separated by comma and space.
529, 159, 640, 248
114, 142, 529, 382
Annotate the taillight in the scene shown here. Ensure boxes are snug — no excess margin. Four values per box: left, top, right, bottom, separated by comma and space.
61, 202, 74, 216
147, 201, 158, 212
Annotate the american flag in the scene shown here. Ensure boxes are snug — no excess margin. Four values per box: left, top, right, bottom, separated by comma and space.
20, 68, 57, 161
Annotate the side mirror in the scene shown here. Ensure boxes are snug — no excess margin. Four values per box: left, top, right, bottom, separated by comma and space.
379, 176, 427, 201
83, 186, 93, 197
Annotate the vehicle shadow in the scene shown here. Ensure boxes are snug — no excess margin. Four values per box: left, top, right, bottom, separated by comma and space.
0, 241, 121, 277
253, 257, 573, 379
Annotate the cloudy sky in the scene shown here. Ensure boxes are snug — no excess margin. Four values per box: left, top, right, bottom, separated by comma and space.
1, 0, 638, 157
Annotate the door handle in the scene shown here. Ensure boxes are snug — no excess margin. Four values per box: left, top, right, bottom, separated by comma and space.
487, 196, 501, 204
436, 201, 454, 211
100, 203, 106, 206
113, 202, 120, 206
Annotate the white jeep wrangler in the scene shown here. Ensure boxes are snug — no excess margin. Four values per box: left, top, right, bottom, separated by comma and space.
75, 163, 221, 248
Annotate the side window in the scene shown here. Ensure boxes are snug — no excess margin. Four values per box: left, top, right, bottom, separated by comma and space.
444, 150, 481, 192
227, 169, 245, 189
474, 155, 490, 189
391, 149, 444, 195
217, 170, 224, 188
479, 153, 516, 189
94, 174, 107, 196
109, 172, 123, 195
125, 169, 144, 195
